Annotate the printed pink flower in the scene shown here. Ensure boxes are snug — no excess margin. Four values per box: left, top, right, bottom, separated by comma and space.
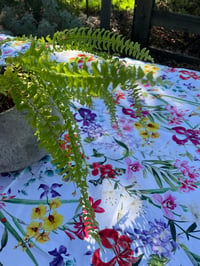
92, 228, 139, 266
174, 159, 200, 180
178, 178, 198, 193
124, 158, 143, 179
165, 104, 188, 126
114, 118, 134, 133
196, 148, 200, 154
152, 193, 177, 219
165, 67, 176, 73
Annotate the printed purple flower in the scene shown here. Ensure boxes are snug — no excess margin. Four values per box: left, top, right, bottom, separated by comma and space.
160, 74, 168, 80
122, 106, 149, 119
122, 107, 137, 118
183, 83, 195, 90
38, 183, 62, 199
48, 245, 69, 266
82, 123, 104, 139
74, 108, 97, 126
131, 219, 178, 258
172, 126, 200, 146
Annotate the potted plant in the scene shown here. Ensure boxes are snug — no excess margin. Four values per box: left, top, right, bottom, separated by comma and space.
0, 36, 47, 173
0, 27, 160, 239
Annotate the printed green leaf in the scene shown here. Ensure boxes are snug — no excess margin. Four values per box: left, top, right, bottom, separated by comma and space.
0, 211, 38, 265
132, 254, 144, 265
151, 168, 163, 188
160, 171, 177, 190
147, 254, 168, 266
92, 149, 105, 157
180, 244, 200, 265
0, 227, 8, 252
169, 220, 176, 242
114, 138, 129, 159
3, 198, 79, 205
186, 222, 197, 233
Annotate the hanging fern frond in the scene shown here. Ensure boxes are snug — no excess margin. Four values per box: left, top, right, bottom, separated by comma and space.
50, 27, 154, 62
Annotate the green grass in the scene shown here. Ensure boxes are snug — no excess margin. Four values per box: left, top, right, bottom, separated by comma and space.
61, 0, 135, 12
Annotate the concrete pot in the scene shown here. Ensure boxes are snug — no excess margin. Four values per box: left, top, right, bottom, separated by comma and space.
0, 107, 46, 173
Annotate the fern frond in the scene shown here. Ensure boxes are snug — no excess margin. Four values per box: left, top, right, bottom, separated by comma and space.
3, 29, 159, 240
51, 27, 154, 62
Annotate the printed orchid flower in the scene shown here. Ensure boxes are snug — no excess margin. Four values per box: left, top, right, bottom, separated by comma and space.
48, 245, 69, 266
152, 193, 178, 219
74, 108, 97, 126
124, 158, 143, 180
38, 183, 62, 199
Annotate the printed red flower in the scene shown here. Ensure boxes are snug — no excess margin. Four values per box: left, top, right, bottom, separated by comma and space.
114, 91, 125, 104
89, 196, 105, 213
92, 228, 139, 266
72, 216, 89, 240
92, 163, 116, 179
64, 230, 75, 240
92, 162, 100, 176
179, 70, 200, 80
100, 164, 116, 179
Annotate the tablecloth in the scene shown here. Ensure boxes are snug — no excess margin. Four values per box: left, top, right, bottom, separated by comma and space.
0, 33, 200, 266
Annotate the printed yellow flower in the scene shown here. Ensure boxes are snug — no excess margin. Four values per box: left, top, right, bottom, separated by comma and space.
144, 64, 160, 74
146, 122, 160, 132
31, 204, 47, 219
139, 130, 150, 140
151, 132, 160, 139
134, 122, 143, 129
14, 40, 27, 46
49, 197, 61, 210
43, 211, 64, 231
142, 92, 148, 97
35, 231, 50, 243
26, 221, 42, 237
22, 245, 27, 252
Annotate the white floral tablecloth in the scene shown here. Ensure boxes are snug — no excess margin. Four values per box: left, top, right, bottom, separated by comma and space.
1, 33, 200, 266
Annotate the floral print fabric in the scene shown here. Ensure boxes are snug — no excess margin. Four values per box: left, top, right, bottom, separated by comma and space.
1, 34, 200, 265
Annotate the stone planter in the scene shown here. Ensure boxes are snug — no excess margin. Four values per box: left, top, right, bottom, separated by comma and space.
0, 107, 46, 173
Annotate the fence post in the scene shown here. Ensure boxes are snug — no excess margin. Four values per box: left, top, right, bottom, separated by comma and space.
100, 0, 112, 29
131, 0, 155, 47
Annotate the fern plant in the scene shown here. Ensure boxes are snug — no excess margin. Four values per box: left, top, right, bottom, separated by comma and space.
0, 27, 159, 240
